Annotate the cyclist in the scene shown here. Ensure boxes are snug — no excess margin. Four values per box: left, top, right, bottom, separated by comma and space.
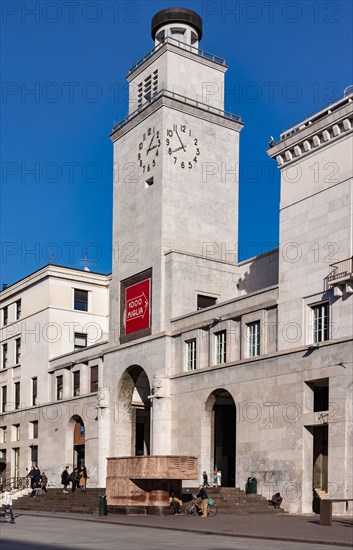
196, 485, 208, 518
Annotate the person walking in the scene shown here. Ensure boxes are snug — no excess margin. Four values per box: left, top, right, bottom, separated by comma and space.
202, 471, 210, 487
41, 472, 48, 494
78, 466, 87, 491
196, 485, 208, 518
26, 466, 36, 489
1, 490, 15, 523
61, 466, 70, 493
69, 468, 79, 493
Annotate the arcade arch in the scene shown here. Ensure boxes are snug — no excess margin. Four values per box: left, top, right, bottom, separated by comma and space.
116, 365, 151, 457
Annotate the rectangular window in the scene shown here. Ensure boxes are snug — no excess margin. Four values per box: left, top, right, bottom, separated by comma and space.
74, 289, 88, 311
3, 307, 8, 326
56, 375, 63, 401
2, 343, 8, 369
311, 303, 329, 343
186, 339, 197, 371
30, 445, 38, 467
90, 365, 98, 393
215, 331, 227, 364
0, 427, 7, 444
305, 378, 329, 412
1, 386, 7, 413
13, 424, 20, 441
197, 294, 217, 310
14, 382, 20, 410
30, 421, 38, 439
32, 377, 37, 406
15, 338, 21, 364
247, 321, 260, 357
16, 300, 21, 320
13, 447, 20, 478
0, 449, 6, 465
74, 333, 87, 350
73, 371, 80, 397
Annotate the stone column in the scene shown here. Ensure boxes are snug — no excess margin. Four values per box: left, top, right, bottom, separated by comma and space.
97, 387, 111, 487
150, 376, 171, 455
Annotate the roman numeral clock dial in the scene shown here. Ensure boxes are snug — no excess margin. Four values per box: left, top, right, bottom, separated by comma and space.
166, 124, 200, 168
137, 127, 161, 174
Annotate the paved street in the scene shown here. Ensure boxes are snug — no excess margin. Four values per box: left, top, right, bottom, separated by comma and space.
0, 516, 350, 550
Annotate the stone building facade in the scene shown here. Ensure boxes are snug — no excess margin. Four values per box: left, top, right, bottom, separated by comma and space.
0, 8, 352, 514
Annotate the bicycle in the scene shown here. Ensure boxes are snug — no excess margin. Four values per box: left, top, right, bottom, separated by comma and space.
184, 497, 217, 517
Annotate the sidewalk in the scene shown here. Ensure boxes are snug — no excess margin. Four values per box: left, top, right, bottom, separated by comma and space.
17, 510, 353, 547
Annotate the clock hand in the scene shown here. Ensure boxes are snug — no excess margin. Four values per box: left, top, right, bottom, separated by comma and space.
172, 146, 186, 153
146, 134, 155, 152
175, 130, 186, 152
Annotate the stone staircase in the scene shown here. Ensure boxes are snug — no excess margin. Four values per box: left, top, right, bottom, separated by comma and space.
183, 486, 286, 514
12, 486, 285, 515
13, 488, 106, 515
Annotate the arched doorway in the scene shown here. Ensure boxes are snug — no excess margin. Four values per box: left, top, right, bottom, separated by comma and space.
205, 389, 236, 487
117, 366, 151, 457
72, 416, 85, 468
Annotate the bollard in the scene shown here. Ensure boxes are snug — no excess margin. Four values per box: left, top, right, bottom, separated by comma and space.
99, 495, 107, 516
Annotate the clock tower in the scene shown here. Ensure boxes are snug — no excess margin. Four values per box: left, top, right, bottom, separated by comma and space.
109, 8, 243, 344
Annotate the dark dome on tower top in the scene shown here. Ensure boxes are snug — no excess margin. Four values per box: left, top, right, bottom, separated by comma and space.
151, 7, 203, 41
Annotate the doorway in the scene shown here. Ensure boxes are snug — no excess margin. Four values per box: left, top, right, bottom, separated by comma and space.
73, 417, 85, 468
313, 425, 328, 492
210, 389, 236, 487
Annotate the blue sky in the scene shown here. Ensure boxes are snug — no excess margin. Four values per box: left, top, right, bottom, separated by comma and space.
1, 0, 352, 285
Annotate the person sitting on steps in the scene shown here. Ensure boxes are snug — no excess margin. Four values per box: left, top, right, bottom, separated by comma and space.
270, 492, 283, 509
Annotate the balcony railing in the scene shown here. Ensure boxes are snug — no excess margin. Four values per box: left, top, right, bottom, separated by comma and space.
129, 36, 225, 74
328, 257, 353, 283
112, 87, 241, 132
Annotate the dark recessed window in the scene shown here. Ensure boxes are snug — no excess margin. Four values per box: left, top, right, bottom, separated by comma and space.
3, 307, 8, 326
74, 289, 88, 311
32, 378, 37, 406
2, 344, 8, 369
90, 366, 98, 393
15, 338, 21, 364
14, 382, 20, 410
56, 375, 63, 401
31, 421, 38, 439
30, 445, 38, 467
197, 295, 217, 310
73, 371, 80, 397
16, 300, 21, 320
306, 378, 329, 412
1, 386, 7, 413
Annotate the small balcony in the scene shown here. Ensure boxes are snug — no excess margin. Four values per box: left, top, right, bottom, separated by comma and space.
328, 257, 353, 284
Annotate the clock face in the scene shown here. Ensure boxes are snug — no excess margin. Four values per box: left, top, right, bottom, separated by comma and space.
166, 124, 200, 169
137, 126, 161, 175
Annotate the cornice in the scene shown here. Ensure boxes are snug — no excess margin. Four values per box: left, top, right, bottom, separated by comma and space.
267, 96, 353, 168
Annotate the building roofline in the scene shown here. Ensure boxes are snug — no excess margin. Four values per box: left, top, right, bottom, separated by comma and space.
0, 263, 111, 298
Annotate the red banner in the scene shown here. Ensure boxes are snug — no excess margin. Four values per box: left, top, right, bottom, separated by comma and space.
125, 278, 151, 335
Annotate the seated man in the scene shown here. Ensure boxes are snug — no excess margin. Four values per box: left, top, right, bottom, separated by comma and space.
168, 492, 181, 515
270, 492, 283, 509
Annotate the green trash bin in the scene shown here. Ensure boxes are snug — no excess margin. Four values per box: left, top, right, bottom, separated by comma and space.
99, 495, 107, 516
246, 477, 257, 494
